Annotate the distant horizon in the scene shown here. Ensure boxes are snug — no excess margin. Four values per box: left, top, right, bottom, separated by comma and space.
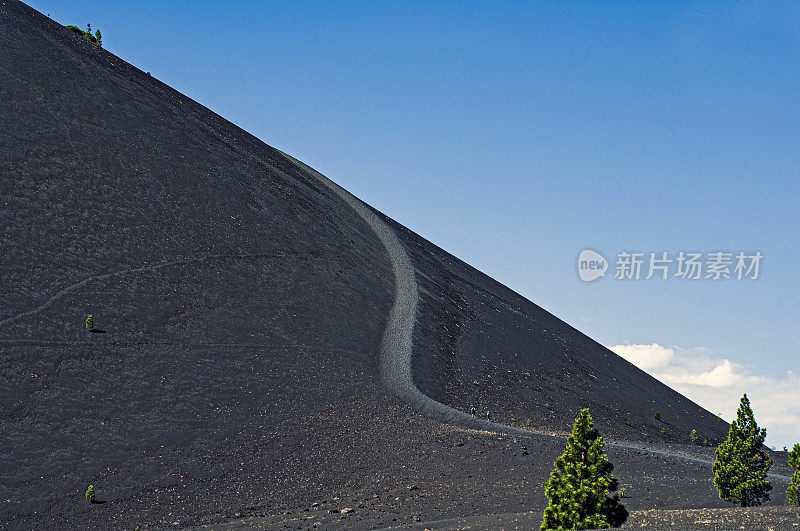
27, 0, 799, 447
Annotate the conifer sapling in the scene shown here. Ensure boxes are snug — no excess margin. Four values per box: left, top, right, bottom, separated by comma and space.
712, 394, 773, 506
541, 408, 628, 530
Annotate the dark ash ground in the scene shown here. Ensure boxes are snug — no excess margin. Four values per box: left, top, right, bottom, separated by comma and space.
1, 1, 796, 529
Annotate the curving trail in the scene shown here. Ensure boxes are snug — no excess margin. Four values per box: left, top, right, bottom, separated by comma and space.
284, 154, 528, 435
0, 259, 191, 328
0, 251, 313, 329
283, 153, 791, 482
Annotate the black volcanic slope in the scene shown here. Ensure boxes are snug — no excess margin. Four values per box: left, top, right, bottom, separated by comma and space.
394, 215, 728, 443
1, 1, 793, 529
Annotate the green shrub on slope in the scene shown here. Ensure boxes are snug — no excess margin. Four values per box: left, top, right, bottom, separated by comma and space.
65, 23, 102, 46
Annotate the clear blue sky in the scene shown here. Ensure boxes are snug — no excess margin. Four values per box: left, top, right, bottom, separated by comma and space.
29, 1, 799, 443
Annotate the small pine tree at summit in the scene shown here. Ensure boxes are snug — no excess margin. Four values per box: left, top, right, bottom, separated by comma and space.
713, 394, 773, 506
541, 408, 628, 530
65, 23, 102, 46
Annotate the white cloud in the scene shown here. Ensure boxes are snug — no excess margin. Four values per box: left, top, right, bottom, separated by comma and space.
610, 343, 674, 370
606, 343, 800, 448
660, 359, 743, 388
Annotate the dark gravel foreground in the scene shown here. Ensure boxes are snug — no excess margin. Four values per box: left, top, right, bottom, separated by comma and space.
1, 1, 796, 529
332, 506, 800, 530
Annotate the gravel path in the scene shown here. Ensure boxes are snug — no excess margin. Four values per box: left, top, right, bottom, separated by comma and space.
282, 154, 523, 434
0, 251, 297, 328
283, 152, 791, 482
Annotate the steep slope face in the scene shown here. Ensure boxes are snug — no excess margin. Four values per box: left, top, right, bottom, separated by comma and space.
395, 218, 731, 444
0, 2, 783, 530
1, 0, 397, 524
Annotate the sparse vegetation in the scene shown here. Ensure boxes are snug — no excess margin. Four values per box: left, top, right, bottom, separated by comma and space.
788, 443, 800, 505
653, 411, 661, 420
85, 314, 93, 331
540, 408, 627, 530
625, 419, 632, 427
65, 23, 102, 46
690, 429, 699, 444
660, 427, 666, 435
85, 484, 95, 503
713, 394, 773, 506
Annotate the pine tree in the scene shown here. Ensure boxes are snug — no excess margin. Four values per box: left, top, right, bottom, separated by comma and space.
541, 408, 628, 530
712, 394, 773, 506
788, 443, 800, 505
64, 24, 102, 46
